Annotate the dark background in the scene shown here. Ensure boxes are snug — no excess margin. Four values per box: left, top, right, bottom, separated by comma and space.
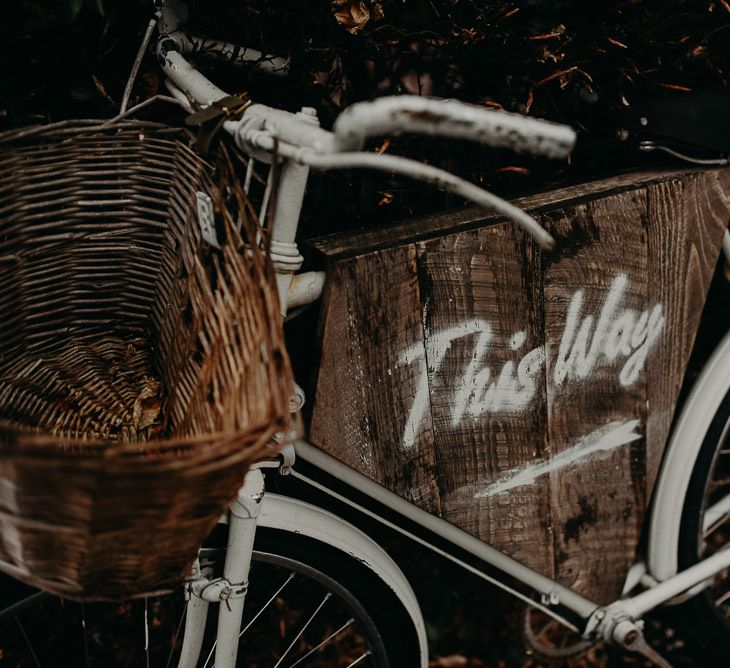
2, 0, 729, 237
1, 1, 729, 665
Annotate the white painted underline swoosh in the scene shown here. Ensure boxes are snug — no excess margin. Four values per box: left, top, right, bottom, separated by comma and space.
474, 419, 642, 498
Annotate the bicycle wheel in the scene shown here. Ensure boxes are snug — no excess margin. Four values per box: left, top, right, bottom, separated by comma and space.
675, 386, 730, 650
0, 528, 422, 667
189, 527, 423, 667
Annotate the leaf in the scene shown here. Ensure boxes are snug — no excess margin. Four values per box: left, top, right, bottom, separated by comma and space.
332, 0, 383, 34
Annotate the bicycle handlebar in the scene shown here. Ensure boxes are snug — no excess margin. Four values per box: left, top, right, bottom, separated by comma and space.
229, 126, 556, 249
332, 96, 576, 159
156, 12, 566, 250
228, 97, 576, 162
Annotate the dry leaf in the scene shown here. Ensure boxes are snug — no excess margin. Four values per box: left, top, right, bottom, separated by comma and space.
430, 656, 468, 668
332, 0, 383, 34
132, 378, 161, 432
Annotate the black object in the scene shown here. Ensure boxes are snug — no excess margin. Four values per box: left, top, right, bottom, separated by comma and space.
618, 90, 730, 155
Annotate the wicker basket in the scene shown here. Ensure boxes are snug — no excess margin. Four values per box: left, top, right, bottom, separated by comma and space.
0, 120, 294, 600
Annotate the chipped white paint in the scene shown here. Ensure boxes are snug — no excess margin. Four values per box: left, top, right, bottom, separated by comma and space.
398, 274, 664, 449
475, 419, 642, 497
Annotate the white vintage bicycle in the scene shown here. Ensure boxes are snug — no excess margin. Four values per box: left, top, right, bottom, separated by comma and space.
4, 2, 730, 666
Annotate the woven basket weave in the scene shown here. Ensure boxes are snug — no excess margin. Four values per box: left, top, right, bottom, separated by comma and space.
0, 119, 294, 600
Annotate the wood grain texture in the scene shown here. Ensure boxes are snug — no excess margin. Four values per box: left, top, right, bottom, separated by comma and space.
310, 245, 441, 512
415, 225, 552, 573
542, 190, 649, 603
645, 171, 730, 495
311, 169, 695, 260
309, 167, 730, 601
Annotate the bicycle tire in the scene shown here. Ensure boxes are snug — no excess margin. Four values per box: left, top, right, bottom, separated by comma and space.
0, 527, 423, 667
675, 386, 730, 653
191, 527, 423, 667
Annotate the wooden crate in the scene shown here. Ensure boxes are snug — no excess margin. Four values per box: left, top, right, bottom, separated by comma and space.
308, 168, 730, 603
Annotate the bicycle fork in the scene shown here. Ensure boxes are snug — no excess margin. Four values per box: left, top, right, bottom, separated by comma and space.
178, 468, 265, 668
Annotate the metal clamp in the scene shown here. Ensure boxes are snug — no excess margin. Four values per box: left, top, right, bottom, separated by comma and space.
585, 603, 672, 668
186, 576, 248, 603
540, 589, 561, 606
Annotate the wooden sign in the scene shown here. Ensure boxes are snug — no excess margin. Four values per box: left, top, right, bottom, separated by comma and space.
308, 168, 730, 603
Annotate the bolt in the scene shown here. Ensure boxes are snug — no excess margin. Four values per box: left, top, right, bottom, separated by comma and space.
297, 106, 320, 126
623, 629, 639, 646
220, 586, 231, 600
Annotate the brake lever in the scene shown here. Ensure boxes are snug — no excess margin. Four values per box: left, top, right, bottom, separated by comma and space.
638, 140, 729, 166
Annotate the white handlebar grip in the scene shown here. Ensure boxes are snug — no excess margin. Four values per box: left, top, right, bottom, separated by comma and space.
333, 96, 576, 159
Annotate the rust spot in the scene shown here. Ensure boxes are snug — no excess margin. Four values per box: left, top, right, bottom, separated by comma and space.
395, 108, 474, 130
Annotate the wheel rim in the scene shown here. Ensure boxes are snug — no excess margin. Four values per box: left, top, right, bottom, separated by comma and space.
195, 548, 389, 668
0, 550, 389, 667
695, 415, 730, 621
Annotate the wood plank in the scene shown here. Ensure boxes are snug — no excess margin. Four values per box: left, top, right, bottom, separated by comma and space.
309, 245, 441, 512
309, 167, 730, 603
542, 189, 650, 603
414, 224, 553, 574
309, 169, 696, 260
645, 171, 730, 495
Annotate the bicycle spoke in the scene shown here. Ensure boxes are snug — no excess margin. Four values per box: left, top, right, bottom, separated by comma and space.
240, 572, 296, 640
704, 492, 730, 537
535, 620, 553, 640
202, 572, 297, 668
288, 618, 355, 668
202, 635, 216, 668
709, 477, 730, 492
345, 651, 371, 667
165, 601, 189, 668
80, 602, 90, 668
14, 616, 41, 668
144, 597, 150, 668
273, 593, 332, 668
715, 588, 730, 607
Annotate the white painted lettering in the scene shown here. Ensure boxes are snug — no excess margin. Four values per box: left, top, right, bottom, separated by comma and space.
398, 274, 664, 449
474, 419, 642, 497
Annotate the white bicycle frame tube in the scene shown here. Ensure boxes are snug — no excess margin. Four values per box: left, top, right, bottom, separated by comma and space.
294, 440, 598, 621
296, 439, 730, 626
177, 587, 208, 667
648, 328, 730, 581
213, 469, 265, 668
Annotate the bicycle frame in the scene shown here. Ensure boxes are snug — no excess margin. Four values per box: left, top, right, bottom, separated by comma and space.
156, 6, 730, 666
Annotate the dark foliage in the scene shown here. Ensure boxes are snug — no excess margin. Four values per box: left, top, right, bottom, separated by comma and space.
2, 1, 729, 235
